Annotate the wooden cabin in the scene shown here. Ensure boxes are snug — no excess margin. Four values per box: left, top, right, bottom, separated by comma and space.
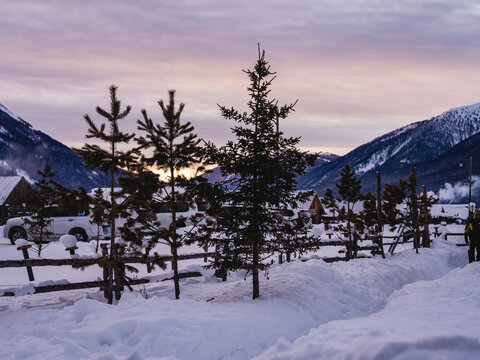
296, 190, 324, 224
0, 176, 38, 225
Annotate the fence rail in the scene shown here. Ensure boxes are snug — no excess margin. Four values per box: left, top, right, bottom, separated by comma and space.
0, 231, 467, 298
0, 252, 218, 269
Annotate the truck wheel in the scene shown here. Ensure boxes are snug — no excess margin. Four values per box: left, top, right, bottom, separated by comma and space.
70, 228, 88, 242
9, 227, 27, 245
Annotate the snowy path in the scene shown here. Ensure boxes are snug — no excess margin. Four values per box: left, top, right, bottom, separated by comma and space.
0, 241, 469, 360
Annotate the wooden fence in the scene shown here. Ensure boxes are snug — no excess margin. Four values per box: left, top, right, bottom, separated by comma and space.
0, 229, 467, 298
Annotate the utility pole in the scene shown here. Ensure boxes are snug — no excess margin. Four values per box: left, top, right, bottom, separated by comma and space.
459, 156, 473, 216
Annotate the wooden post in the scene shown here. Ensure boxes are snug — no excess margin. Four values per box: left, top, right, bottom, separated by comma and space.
114, 244, 123, 301
422, 185, 431, 247
410, 167, 420, 254
100, 244, 109, 300
145, 248, 152, 273
203, 243, 208, 263
65, 246, 77, 255
376, 172, 385, 258
17, 244, 34, 281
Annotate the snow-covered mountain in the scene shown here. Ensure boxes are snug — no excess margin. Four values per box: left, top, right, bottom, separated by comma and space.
0, 104, 107, 189
299, 102, 480, 202
203, 152, 339, 184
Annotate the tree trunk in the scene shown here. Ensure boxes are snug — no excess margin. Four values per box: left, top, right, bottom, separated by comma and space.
170, 166, 180, 300
171, 243, 180, 299
108, 140, 116, 304
347, 202, 353, 260
252, 236, 260, 299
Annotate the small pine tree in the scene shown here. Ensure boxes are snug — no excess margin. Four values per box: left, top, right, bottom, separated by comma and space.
73, 85, 136, 304
336, 163, 362, 259
91, 187, 108, 253
357, 192, 378, 240
135, 90, 206, 300
322, 188, 338, 229
383, 167, 437, 252
418, 186, 438, 247
24, 161, 55, 256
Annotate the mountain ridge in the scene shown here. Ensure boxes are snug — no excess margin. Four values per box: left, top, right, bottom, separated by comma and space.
0, 103, 107, 190
298, 102, 480, 202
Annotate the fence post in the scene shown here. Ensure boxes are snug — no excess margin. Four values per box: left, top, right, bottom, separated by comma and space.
203, 243, 208, 263
114, 243, 124, 301
17, 243, 34, 281
376, 172, 385, 258
145, 247, 152, 273
100, 244, 109, 300
422, 185, 431, 247
410, 167, 420, 254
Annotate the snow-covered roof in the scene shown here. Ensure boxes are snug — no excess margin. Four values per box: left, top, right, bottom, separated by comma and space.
294, 190, 320, 210
431, 204, 470, 219
0, 176, 23, 205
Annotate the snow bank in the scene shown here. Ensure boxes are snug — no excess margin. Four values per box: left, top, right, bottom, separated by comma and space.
257, 261, 480, 360
0, 242, 467, 360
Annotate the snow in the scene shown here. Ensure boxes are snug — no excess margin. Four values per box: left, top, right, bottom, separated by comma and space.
0, 175, 22, 205
14, 238, 29, 248
355, 148, 388, 175
0, 224, 475, 360
14, 168, 35, 184
258, 261, 480, 360
0, 103, 21, 121
431, 203, 470, 219
59, 235, 77, 249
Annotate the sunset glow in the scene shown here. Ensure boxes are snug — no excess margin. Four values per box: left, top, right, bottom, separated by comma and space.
1, 1, 480, 156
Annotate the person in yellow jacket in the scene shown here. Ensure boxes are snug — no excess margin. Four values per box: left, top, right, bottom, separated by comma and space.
464, 209, 480, 263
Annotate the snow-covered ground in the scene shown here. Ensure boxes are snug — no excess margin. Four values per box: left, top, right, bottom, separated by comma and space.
0, 225, 477, 359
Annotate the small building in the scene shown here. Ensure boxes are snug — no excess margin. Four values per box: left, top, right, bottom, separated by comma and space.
0, 176, 38, 225
296, 190, 324, 224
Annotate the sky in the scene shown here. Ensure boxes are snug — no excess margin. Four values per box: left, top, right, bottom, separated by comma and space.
1, 0, 480, 156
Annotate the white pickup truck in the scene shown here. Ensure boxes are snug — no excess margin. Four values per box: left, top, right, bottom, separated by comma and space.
3, 206, 107, 245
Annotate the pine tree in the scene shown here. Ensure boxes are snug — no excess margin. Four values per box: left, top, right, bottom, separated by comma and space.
382, 167, 437, 252
91, 187, 108, 253
419, 185, 438, 247
357, 192, 378, 241
206, 47, 316, 299
23, 161, 55, 256
407, 167, 420, 253
135, 90, 205, 300
322, 188, 338, 229
336, 163, 362, 259
73, 85, 136, 304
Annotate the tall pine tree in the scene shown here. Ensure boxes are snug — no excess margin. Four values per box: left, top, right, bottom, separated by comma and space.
206, 47, 316, 299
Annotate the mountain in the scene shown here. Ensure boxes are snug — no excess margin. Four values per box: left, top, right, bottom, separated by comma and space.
298, 102, 480, 203
0, 104, 107, 190
203, 152, 339, 184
